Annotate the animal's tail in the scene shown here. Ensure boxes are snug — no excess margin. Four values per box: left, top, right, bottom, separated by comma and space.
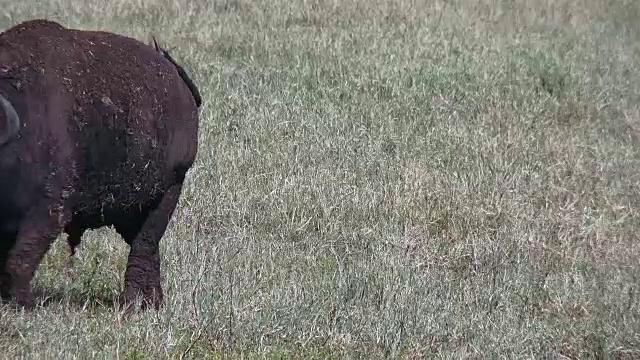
153, 37, 203, 108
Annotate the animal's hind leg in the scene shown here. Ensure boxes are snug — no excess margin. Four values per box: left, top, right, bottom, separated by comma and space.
64, 222, 85, 257
114, 210, 148, 247
63, 223, 85, 278
4, 203, 65, 307
120, 183, 183, 310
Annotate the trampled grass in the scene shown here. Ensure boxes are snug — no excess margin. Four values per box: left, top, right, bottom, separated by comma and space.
1, 0, 639, 358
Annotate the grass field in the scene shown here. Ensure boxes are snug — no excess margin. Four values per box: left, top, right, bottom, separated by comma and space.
1, 0, 640, 358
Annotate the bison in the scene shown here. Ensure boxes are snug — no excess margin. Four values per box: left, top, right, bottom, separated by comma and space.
0, 19, 202, 310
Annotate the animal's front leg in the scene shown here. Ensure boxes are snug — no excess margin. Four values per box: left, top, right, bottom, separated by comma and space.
121, 183, 183, 311
4, 203, 64, 308
0, 233, 16, 300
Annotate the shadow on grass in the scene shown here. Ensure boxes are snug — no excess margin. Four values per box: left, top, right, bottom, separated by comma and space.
31, 286, 120, 311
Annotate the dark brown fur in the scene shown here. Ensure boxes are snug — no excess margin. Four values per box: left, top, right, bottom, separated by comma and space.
0, 19, 201, 310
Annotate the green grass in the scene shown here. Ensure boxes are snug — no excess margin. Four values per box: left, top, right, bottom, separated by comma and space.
1, 0, 640, 358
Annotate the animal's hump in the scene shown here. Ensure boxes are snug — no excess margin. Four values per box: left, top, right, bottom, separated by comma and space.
0, 19, 65, 43
11, 19, 65, 32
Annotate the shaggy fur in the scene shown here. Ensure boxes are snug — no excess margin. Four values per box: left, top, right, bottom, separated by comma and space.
0, 19, 201, 310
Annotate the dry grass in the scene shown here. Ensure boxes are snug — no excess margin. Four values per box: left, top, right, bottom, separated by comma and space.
1, 0, 639, 358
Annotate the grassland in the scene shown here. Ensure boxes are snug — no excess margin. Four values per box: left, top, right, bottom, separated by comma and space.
1, 0, 640, 358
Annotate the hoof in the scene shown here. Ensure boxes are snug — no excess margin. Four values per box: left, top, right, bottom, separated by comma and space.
119, 287, 163, 313
7, 291, 36, 310
1, 279, 36, 310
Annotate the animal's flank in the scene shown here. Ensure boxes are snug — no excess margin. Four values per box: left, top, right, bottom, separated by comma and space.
153, 37, 203, 108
